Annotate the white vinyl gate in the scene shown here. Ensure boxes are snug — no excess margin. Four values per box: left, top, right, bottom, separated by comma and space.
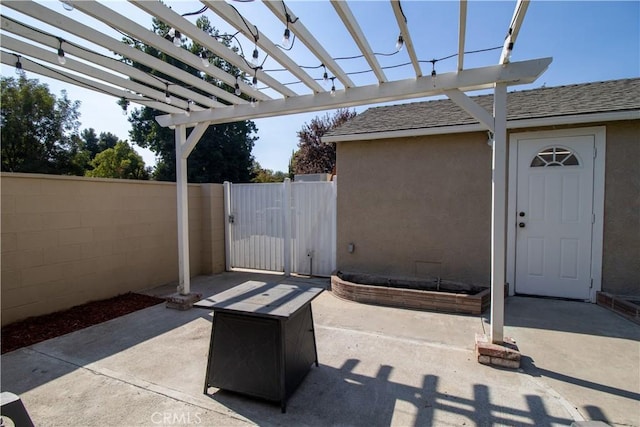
224, 179, 336, 276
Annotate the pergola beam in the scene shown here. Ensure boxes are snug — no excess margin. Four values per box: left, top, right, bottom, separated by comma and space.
130, 1, 296, 98
0, 51, 182, 114
391, 0, 422, 77
262, 0, 355, 89
458, 0, 468, 71
444, 88, 494, 131
0, 16, 224, 109
157, 57, 552, 127
201, 0, 324, 94
331, 0, 387, 83
71, 1, 270, 102
1, 34, 200, 112
2, 1, 247, 107
500, 0, 530, 64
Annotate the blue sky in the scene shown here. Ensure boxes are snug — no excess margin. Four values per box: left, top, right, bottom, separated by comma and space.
1, 1, 638, 173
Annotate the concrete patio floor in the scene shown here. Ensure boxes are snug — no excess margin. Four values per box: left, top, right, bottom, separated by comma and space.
2, 272, 638, 426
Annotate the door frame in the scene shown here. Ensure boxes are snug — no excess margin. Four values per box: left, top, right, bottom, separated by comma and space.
506, 126, 606, 302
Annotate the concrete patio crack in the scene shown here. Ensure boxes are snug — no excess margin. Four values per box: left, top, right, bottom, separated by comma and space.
315, 324, 474, 352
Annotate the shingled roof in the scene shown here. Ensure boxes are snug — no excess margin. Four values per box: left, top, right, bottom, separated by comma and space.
326, 78, 640, 138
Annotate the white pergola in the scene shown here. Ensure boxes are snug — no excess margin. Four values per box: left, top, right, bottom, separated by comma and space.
0, 0, 551, 344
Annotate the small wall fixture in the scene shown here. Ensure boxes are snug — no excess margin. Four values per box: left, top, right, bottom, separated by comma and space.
347, 243, 355, 254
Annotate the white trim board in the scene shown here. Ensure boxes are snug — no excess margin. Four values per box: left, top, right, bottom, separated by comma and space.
506, 126, 606, 302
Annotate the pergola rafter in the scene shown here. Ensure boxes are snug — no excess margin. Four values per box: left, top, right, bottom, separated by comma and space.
330, 0, 387, 84
129, 0, 296, 98
391, 0, 422, 77
201, 0, 325, 94
0, 0, 542, 345
262, 0, 355, 89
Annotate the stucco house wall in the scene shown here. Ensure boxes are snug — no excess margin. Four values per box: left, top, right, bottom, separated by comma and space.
336, 132, 492, 286
1, 173, 225, 326
336, 120, 639, 296
601, 120, 640, 296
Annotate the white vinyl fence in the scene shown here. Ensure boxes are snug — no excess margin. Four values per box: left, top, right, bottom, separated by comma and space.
224, 179, 336, 276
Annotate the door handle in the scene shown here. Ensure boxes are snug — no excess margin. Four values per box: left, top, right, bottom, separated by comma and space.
519, 222, 526, 228
519, 212, 526, 217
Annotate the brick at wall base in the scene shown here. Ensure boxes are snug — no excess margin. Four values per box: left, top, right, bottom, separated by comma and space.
166, 293, 202, 310
475, 333, 521, 369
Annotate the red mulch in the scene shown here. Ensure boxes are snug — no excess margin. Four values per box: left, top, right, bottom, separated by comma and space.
1, 292, 165, 354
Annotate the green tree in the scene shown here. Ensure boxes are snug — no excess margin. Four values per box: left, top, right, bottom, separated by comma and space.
1, 76, 84, 174
125, 16, 257, 183
251, 162, 287, 183
292, 108, 356, 175
86, 140, 149, 180
81, 128, 100, 158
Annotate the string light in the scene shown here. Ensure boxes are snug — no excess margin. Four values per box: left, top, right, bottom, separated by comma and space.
60, 0, 73, 11
120, 97, 128, 115
501, 31, 514, 63
281, 2, 298, 49
250, 98, 256, 108
431, 61, 437, 87
234, 76, 241, 96
252, 68, 259, 90
251, 45, 259, 66
57, 39, 66, 65
171, 28, 181, 47
185, 99, 192, 116
201, 51, 209, 67
322, 64, 328, 85
330, 77, 336, 97
14, 55, 24, 76
395, 34, 404, 52
165, 83, 172, 104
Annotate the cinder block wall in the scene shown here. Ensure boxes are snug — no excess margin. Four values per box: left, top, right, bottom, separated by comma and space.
1, 173, 225, 326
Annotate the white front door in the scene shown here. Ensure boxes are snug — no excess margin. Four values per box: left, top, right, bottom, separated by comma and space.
514, 135, 595, 299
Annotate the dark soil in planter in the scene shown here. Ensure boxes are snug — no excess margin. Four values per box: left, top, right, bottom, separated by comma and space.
337, 271, 486, 295
1, 292, 165, 354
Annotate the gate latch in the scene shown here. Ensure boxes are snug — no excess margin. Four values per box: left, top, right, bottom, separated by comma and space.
228, 214, 235, 224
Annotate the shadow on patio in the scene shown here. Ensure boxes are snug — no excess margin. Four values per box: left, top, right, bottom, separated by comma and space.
1, 272, 637, 426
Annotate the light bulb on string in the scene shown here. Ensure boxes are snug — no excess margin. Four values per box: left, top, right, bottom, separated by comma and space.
172, 29, 181, 47
185, 100, 192, 117
165, 84, 171, 104
330, 78, 336, 97
15, 56, 23, 76
250, 98, 256, 108
251, 46, 259, 66
282, 28, 291, 48
430, 61, 437, 88
201, 51, 209, 67
252, 68, 259, 90
234, 76, 241, 96
60, 0, 73, 11
395, 34, 404, 51
501, 33, 513, 64
57, 39, 66, 65
322, 65, 328, 85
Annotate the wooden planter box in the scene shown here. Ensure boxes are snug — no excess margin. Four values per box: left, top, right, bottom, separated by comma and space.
331, 275, 490, 315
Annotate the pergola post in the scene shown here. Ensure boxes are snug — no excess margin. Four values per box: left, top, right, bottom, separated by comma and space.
490, 83, 508, 344
175, 124, 190, 296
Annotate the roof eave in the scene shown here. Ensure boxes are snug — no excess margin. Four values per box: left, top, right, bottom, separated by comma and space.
323, 110, 640, 143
